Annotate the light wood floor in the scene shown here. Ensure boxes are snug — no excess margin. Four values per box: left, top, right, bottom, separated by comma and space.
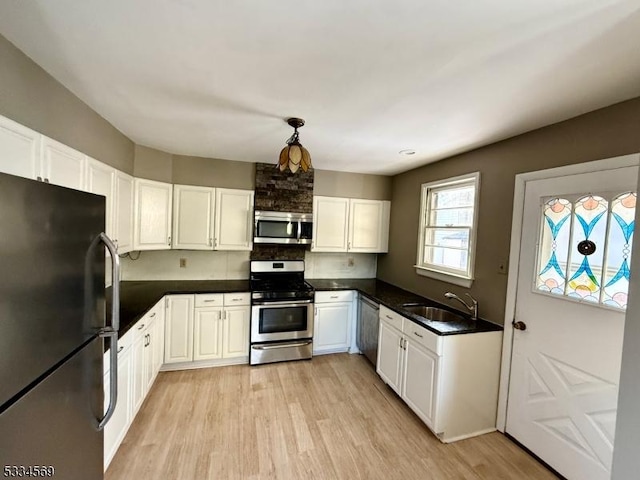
106, 354, 558, 480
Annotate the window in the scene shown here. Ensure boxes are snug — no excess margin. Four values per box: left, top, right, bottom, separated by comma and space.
536, 191, 636, 310
415, 172, 480, 287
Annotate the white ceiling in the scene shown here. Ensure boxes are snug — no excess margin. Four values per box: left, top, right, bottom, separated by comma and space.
1, 0, 639, 175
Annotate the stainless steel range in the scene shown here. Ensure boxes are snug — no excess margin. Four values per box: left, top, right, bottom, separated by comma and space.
250, 260, 314, 365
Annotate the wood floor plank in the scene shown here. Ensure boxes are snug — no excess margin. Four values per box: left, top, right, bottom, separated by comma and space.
106, 354, 558, 480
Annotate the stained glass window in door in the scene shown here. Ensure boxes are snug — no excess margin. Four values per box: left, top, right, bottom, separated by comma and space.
566, 195, 608, 303
537, 198, 572, 294
603, 192, 636, 309
535, 191, 636, 310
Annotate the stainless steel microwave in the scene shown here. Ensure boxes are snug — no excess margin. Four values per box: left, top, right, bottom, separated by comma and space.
254, 211, 313, 245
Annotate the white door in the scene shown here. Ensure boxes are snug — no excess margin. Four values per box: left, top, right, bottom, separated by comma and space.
86, 158, 114, 237
0, 115, 41, 180
376, 320, 404, 395
114, 171, 134, 254
222, 306, 250, 358
134, 178, 173, 250
214, 188, 254, 250
506, 166, 637, 480
164, 295, 194, 364
403, 339, 438, 428
41, 136, 86, 190
348, 199, 390, 253
312, 196, 349, 252
193, 308, 223, 361
313, 303, 351, 353
173, 184, 215, 250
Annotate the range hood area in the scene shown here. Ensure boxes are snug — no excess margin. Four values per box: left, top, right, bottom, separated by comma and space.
251, 163, 314, 260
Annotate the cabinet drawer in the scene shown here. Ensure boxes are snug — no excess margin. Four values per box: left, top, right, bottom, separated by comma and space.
315, 290, 353, 303
404, 320, 441, 355
223, 292, 250, 306
379, 305, 403, 331
195, 293, 224, 308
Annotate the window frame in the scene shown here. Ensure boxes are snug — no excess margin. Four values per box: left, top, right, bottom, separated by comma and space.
415, 172, 481, 288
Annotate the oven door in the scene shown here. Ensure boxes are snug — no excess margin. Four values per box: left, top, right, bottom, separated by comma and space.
251, 300, 314, 342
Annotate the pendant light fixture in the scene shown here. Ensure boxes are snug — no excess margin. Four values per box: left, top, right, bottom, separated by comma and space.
278, 117, 312, 173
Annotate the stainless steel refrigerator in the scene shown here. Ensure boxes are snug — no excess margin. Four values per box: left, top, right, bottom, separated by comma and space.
0, 173, 120, 479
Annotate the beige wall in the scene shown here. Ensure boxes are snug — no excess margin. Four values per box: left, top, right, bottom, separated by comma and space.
378, 97, 640, 324
133, 145, 173, 183
0, 34, 134, 173
314, 169, 392, 200
172, 154, 255, 189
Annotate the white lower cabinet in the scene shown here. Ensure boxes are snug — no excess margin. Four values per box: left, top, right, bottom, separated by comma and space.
376, 305, 502, 443
104, 299, 165, 470
313, 290, 354, 355
164, 293, 250, 369
103, 333, 132, 470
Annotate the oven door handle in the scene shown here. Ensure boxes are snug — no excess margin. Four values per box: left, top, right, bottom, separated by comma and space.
252, 299, 314, 306
252, 341, 313, 350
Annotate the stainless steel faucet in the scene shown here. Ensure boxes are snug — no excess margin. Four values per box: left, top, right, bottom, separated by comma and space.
444, 292, 478, 320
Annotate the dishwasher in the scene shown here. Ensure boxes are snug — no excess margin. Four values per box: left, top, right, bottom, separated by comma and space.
357, 295, 380, 367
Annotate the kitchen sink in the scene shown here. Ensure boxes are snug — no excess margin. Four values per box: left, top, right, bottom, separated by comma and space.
401, 304, 466, 323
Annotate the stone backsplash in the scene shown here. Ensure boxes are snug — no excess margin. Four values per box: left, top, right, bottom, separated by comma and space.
254, 162, 314, 213
250, 244, 307, 261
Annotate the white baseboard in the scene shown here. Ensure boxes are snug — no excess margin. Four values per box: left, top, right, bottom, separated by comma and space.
160, 356, 248, 371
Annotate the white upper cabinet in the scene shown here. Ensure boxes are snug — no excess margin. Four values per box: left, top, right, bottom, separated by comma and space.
114, 171, 134, 254
313, 196, 390, 253
214, 188, 254, 251
134, 178, 173, 250
348, 199, 390, 253
172, 184, 215, 250
41, 136, 86, 191
312, 196, 349, 252
0, 115, 41, 180
86, 157, 115, 237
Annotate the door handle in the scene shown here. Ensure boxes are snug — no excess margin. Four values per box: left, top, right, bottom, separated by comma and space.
512, 320, 527, 331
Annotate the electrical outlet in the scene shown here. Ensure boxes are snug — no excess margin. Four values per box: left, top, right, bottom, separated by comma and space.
347, 257, 355, 267
179, 258, 187, 268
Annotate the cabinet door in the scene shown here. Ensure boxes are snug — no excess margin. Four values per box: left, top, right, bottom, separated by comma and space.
348, 199, 390, 253
0, 115, 41, 180
214, 188, 254, 250
193, 308, 223, 361
222, 306, 250, 358
376, 320, 403, 395
131, 333, 145, 414
164, 295, 194, 364
103, 347, 131, 469
133, 178, 173, 250
313, 302, 351, 354
312, 196, 349, 252
114, 171, 134, 254
86, 158, 115, 237
143, 322, 155, 394
173, 184, 215, 250
152, 302, 165, 375
41, 136, 86, 191
402, 340, 438, 428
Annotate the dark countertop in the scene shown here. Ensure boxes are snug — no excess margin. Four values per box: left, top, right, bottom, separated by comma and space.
107, 278, 502, 343
308, 278, 502, 336
107, 280, 250, 338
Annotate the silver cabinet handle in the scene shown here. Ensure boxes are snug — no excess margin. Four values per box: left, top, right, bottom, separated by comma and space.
98, 232, 120, 430
138, 323, 145, 330
386, 315, 393, 320
209, 237, 213, 246
150, 312, 156, 318
117, 346, 124, 353
44, 178, 49, 183
203, 299, 217, 303
168, 236, 171, 245
330, 295, 339, 299
413, 331, 423, 338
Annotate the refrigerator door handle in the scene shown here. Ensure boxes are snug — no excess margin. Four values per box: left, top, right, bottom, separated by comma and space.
97, 232, 120, 430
